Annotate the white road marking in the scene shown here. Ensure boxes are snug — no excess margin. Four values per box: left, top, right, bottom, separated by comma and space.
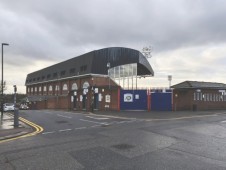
86, 116, 109, 120
80, 119, 107, 125
75, 127, 87, 130
41, 119, 140, 135
91, 125, 101, 128
42, 131, 56, 135
221, 120, 226, 123
59, 129, 72, 132
57, 114, 72, 119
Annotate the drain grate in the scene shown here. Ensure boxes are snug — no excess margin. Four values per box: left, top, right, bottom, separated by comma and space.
111, 143, 135, 150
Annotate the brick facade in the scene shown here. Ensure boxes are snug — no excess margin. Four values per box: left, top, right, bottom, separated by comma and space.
27, 75, 120, 111
173, 89, 226, 111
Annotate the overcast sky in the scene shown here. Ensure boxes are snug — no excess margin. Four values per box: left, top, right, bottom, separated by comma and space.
1, 0, 226, 93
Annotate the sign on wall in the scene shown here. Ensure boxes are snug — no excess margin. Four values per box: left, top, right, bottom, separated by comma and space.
105, 94, 111, 103
124, 93, 133, 102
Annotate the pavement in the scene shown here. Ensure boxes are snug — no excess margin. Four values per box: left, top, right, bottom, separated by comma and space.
0, 112, 33, 141
1, 109, 226, 142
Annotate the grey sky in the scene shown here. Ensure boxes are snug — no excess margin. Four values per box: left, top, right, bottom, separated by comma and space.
1, 0, 226, 93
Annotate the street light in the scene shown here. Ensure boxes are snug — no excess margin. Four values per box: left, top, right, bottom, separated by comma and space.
1, 43, 9, 121
107, 62, 110, 89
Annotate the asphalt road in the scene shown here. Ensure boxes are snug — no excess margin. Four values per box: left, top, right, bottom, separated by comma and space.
1, 110, 226, 169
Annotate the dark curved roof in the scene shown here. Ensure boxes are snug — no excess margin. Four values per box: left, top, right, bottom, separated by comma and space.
25, 47, 154, 85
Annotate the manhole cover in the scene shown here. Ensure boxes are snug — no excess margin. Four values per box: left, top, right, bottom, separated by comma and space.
56, 120, 68, 124
111, 144, 135, 150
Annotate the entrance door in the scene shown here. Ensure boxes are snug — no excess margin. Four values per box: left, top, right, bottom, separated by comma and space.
73, 96, 77, 110
94, 93, 99, 110
82, 95, 86, 110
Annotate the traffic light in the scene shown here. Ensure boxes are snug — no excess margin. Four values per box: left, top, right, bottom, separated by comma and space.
13, 85, 17, 93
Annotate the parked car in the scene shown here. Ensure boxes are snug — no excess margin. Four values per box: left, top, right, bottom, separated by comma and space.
3, 103, 15, 111
20, 104, 29, 110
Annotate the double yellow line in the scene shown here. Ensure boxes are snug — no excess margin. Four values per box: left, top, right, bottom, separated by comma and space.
0, 114, 44, 144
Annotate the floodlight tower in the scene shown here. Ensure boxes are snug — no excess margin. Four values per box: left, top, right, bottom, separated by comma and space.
142, 46, 152, 58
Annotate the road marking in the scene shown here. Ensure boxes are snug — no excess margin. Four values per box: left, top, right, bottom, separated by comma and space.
80, 119, 107, 125
221, 120, 226, 123
57, 114, 72, 119
59, 129, 72, 132
86, 116, 109, 120
75, 127, 87, 130
0, 114, 44, 144
91, 125, 101, 128
42, 131, 56, 135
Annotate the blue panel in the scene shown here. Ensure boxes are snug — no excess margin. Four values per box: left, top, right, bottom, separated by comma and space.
120, 90, 147, 110
151, 92, 172, 111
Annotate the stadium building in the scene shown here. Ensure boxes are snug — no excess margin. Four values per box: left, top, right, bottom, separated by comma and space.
25, 47, 154, 111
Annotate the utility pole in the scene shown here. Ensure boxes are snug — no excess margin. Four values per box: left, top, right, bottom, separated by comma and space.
1, 43, 9, 122
13, 85, 19, 127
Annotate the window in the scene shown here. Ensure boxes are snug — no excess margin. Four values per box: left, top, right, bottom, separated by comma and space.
53, 72, 57, 78
43, 86, 47, 92
49, 85, 53, 91
42, 76, 45, 80
70, 68, 76, 75
35, 87, 37, 92
80, 65, 87, 72
71, 83, 78, 90
27, 87, 30, 93
61, 70, 66, 76
63, 84, 68, 90
83, 81, 89, 89
47, 74, 51, 79
31, 87, 33, 92
39, 86, 42, 92
55, 85, 59, 91
37, 77, 40, 81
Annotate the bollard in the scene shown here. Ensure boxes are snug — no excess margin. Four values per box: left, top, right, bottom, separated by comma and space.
14, 108, 19, 128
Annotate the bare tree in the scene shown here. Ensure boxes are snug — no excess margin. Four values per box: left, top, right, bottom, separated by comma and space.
0, 81, 7, 95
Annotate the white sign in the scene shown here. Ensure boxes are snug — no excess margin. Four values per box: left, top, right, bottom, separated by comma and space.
71, 96, 74, 102
135, 94, 139, 99
95, 88, 98, 93
74, 91, 77, 96
105, 94, 111, 103
80, 95, 83, 102
124, 93, 133, 102
99, 94, 102, 102
83, 89, 88, 95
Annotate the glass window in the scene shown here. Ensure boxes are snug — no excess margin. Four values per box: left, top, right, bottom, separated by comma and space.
63, 84, 68, 90
55, 85, 59, 91
71, 83, 78, 90
83, 82, 89, 89
43, 86, 47, 92
49, 85, 53, 91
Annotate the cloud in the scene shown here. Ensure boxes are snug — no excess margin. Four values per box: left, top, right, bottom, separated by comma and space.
0, 0, 226, 93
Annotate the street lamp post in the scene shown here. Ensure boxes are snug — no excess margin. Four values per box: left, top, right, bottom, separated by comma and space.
1, 43, 9, 121
107, 62, 110, 89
